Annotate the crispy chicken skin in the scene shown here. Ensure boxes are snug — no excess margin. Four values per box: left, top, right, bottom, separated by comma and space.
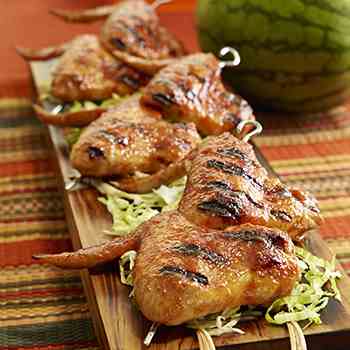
71, 96, 201, 177
51, 0, 186, 74
34, 211, 299, 326
51, 34, 149, 101
141, 53, 255, 136
179, 133, 321, 240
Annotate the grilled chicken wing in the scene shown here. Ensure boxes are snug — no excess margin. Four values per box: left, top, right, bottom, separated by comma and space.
141, 53, 255, 136
18, 35, 150, 126
71, 95, 201, 178
179, 133, 321, 240
51, 0, 186, 74
51, 34, 149, 102
35, 133, 324, 326
34, 211, 299, 326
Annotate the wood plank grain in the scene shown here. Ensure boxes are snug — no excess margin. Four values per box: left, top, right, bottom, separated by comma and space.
30, 59, 350, 350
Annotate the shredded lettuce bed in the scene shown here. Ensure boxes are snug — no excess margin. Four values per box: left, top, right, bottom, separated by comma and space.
266, 246, 341, 326
118, 245, 341, 341
94, 177, 186, 236
64, 127, 82, 148
98, 178, 341, 345
69, 93, 122, 112
40, 93, 122, 114
119, 250, 137, 287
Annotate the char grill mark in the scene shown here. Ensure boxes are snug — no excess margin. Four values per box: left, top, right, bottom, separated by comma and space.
217, 147, 250, 162
271, 210, 292, 223
159, 266, 208, 285
207, 181, 264, 209
120, 75, 140, 89
207, 180, 231, 192
152, 93, 174, 107
198, 197, 241, 219
223, 229, 286, 249
110, 38, 126, 50
206, 159, 263, 189
88, 146, 104, 159
173, 243, 227, 265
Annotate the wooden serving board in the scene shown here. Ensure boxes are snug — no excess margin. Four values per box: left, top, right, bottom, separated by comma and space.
30, 60, 350, 350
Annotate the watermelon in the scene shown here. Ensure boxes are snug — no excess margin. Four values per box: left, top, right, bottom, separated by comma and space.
196, 0, 350, 112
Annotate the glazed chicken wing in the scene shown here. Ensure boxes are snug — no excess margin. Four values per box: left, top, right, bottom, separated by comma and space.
18, 34, 149, 102
51, 0, 186, 74
17, 35, 150, 126
34, 132, 324, 326
51, 34, 149, 102
34, 211, 299, 326
141, 53, 255, 136
179, 133, 321, 240
71, 95, 201, 179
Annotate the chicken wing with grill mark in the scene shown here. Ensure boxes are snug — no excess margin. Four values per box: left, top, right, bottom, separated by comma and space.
34, 133, 320, 326
141, 53, 255, 136
71, 95, 201, 178
34, 211, 299, 326
17, 35, 150, 126
51, 0, 186, 74
179, 133, 321, 240
18, 34, 149, 102
52, 34, 150, 102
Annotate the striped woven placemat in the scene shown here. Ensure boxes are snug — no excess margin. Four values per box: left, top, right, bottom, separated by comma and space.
0, 102, 99, 349
0, 99, 349, 349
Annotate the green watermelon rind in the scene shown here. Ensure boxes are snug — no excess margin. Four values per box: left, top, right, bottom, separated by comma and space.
196, 0, 350, 112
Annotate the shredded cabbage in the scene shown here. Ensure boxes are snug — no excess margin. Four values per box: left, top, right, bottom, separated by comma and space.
96, 176, 341, 346
117, 245, 341, 347
40, 93, 122, 114
119, 250, 137, 287
64, 127, 82, 148
69, 93, 122, 112
187, 307, 261, 336
265, 246, 341, 326
94, 177, 186, 236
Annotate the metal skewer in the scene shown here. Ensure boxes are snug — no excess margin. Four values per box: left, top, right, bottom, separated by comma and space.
236, 119, 263, 142
219, 47, 241, 68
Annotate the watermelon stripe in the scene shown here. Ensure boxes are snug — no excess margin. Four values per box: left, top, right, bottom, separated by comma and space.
225, 1, 350, 35
198, 1, 350, 111
301, 0, 350, 15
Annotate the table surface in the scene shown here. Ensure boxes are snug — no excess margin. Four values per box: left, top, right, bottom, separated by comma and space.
1, 1, 350, 350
